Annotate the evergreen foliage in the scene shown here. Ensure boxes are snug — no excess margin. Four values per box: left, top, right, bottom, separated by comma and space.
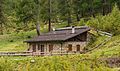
87, 5, 120, 35
0, 0, 120, 34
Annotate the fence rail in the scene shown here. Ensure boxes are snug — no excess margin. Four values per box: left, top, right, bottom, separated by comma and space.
0, 51, 82, 56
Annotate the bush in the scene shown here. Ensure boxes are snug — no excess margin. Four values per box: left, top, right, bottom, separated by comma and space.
87, 5, 120, 35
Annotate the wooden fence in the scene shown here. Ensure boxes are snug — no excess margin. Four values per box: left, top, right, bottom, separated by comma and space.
0, 51, 82, 56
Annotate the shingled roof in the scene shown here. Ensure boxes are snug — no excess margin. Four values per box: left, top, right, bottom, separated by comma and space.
25, 26, 90, 43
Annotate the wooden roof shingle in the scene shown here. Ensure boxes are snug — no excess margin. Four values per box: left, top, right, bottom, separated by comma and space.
25, 26, 90, 43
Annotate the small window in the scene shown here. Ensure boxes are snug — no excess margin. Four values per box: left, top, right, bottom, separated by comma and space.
49, 44, 53, 52
32, 44, 36, 52
27, 48, 30, 51
38, 45, 44, 51
41, 45, 44, 52
41, 45, 44, 48
68, 44, 72, 51
38, 44, 40, 50
76, 45, 80, 51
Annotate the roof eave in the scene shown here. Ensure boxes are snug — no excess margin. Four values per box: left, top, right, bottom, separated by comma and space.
24, 40, 65, 43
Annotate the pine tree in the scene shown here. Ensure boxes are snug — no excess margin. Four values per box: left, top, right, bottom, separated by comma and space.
0, 0, 5, 35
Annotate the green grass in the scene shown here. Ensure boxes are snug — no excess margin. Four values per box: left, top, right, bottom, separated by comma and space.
0, 55, 115, 71
0, 30, 36, 51
0, 22, 68, 52
89, 35, 120, 58
0, 23, 120, 70
0, 33, 119, 71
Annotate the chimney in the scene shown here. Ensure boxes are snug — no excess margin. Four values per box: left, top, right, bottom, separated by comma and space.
53, 28, 55, 31
72, 26, 75, 34
52, 27, 56, 34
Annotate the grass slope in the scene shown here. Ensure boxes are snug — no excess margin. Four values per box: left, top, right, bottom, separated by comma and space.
0, 24, 120, 71
0, 30, 36, 51
89, 35, 120, 57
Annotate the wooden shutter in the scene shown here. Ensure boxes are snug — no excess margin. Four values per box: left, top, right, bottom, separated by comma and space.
68, 44, 72, 51
76, 45, 80, 51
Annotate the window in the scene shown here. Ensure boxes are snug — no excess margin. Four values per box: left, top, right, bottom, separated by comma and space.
68, 44, 72, 51
76, 45, 80, 51
49, 44, 53, 52
38, 44, 40, 50
38, 45, 44, 52
40, 45, 44, 52
32, 44, 36, 52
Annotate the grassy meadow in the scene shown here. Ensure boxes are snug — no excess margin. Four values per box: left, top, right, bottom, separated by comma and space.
0, 24, 120, 71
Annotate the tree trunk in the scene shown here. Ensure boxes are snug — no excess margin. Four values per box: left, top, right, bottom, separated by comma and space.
102, 0, 106, 15
67, 11, 72, 27
48, 0, 51, 32
90, 0, 95, 17
81, 10, 84, 18
0, 0, 4, 35
0, 23, 3, 35
89, 8, 95, 18
76, 13, 80, 21
34, 0, 41, 35
67, 15, 72, 27
36, 21, 40, 36
108, 4, 112, 13
102, 6, 105, 15
48, 18, 51, 31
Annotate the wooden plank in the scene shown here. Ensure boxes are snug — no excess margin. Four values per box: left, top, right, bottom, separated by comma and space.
0, 51, 81, 56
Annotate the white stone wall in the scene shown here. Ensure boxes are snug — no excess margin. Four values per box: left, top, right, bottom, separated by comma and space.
28, 41, 86, 53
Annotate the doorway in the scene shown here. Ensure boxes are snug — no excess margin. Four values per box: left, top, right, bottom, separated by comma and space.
76, 45, 80, 51
32, 44, 36, 52
49, 44, 53, 52
40, 45, 44, 54
41, 45, 44, 52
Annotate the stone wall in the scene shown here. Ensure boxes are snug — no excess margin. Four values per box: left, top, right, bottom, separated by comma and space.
28, 41, 86, 53
64, 42, 86, 52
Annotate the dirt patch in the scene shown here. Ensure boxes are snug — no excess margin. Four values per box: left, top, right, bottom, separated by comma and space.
103, 57, 120, 68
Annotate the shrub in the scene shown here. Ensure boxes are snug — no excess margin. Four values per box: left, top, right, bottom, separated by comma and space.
87, 5, 120, 35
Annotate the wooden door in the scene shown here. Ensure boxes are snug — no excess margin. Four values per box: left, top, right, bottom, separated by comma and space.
76, 45, 80, 51
49, 45, 53, 52
41, 45, 44, 54
32, 44, 36, 52
67, 44, 72, 52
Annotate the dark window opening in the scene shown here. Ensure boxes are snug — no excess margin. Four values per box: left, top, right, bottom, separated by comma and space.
27, 48, 30, 51
38, 44, 44, 52
40, 45, 44, 52
68, 44, 72, 51
49, 44, 53, 52
76, 45, 80, 51
38, 44, 40, 50
32, 44, 36, 52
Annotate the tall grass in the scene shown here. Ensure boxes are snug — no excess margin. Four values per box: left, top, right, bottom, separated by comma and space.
0, 55, 114, 71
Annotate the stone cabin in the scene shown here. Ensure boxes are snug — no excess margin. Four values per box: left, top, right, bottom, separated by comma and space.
25, 26, 90, 55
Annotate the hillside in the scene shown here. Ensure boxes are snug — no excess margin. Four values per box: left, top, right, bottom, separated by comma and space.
0, 27, 120, 71
1, 28, 120, 57
89, 35, 120, 57
0, 34, 119, 71
0, 23, 67, 52
0, 6, 120, 70
1, 0, 120, 71
0, 30, 36, 51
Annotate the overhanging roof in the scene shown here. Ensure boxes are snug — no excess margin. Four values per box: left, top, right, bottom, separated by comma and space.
25, 26, 90, 43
